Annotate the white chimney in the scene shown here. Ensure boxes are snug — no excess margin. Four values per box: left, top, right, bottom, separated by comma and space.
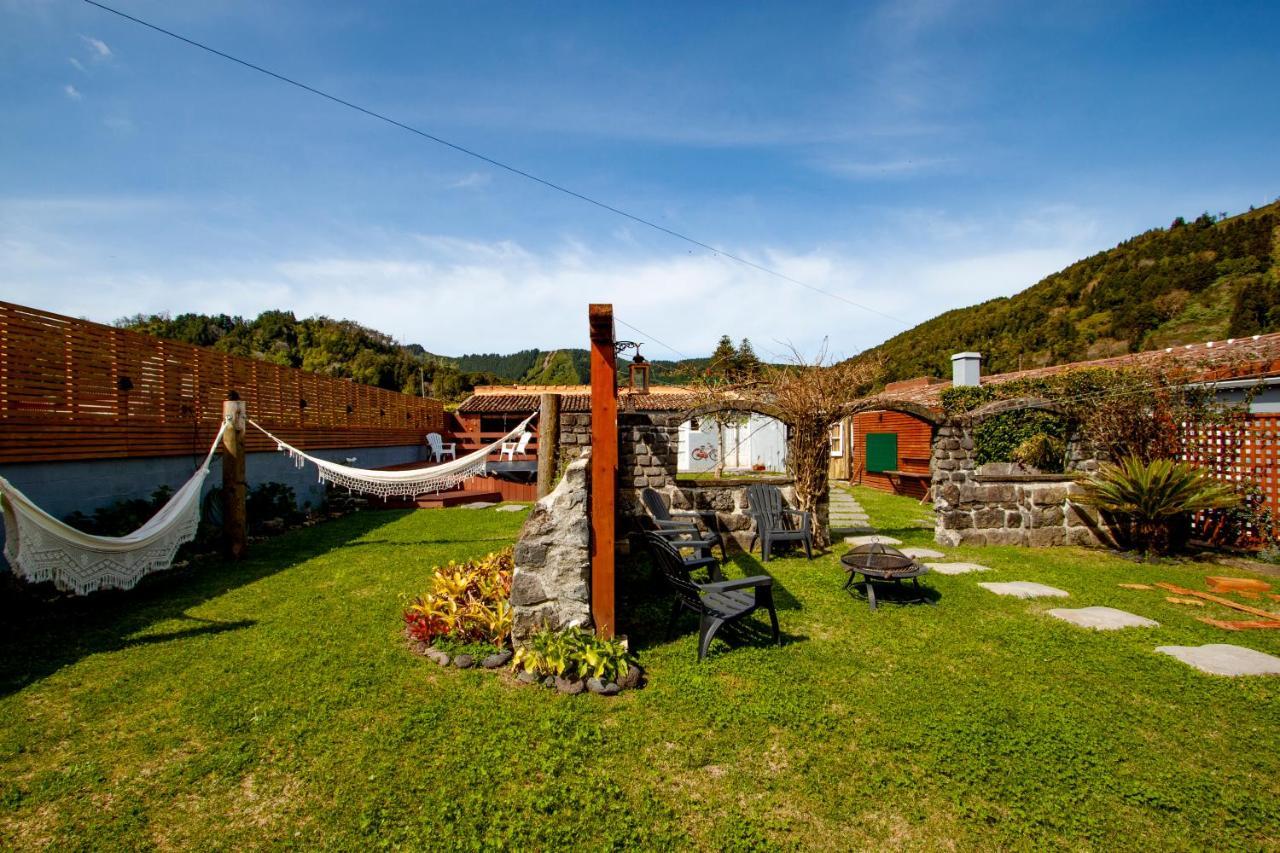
951, 352, 981, 387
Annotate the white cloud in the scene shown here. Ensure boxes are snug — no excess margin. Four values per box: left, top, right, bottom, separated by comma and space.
447, 172, 492, 190
69, 57, 85, 72
80, 35, 112, 59
822, 156, 956, 180
63, 84, 82, 100
0, 196, 1110, 363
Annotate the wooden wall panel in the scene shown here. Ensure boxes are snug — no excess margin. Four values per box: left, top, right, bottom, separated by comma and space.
851, 410, 933, 499
0, 300, 444, 464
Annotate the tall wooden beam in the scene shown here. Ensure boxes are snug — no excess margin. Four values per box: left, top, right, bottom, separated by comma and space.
221, 398, 248, 560
588, 304, 618, 638
537, 392, 560, 499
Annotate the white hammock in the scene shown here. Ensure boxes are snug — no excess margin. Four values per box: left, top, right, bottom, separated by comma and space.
0, 418, 231, 596
248, 413, 537, 499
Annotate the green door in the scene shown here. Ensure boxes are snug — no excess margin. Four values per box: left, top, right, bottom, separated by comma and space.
865, 432, 898, 473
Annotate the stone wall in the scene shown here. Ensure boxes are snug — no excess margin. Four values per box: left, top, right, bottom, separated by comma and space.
558, 413, 593, 462
932, 420, 1113, 548
510, 449, 592, 644
666, 477, 797, 551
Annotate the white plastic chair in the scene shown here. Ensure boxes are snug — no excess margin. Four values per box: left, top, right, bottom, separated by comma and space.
499, 431, 533, 461
426, 432, 456, 463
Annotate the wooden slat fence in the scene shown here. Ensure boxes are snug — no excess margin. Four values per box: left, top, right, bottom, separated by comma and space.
0, 301, 443, 464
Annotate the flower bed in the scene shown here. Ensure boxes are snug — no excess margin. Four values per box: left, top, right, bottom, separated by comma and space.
402, 548, 642, 695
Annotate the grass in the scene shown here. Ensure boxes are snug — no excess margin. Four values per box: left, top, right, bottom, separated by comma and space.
2, 490, 1278, 849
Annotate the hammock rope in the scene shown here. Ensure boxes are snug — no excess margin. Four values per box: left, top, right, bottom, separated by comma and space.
0, 417, 232, 595
247, 413, 537, 499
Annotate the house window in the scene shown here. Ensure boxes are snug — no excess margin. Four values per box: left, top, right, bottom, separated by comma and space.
829, 422, 844, 457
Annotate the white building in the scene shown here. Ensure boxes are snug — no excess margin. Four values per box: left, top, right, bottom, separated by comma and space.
677, 413, 788, 474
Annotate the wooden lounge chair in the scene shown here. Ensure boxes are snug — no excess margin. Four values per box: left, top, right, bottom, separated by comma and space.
646, 532, 780, 662
745, 483, 813, 562
640, 487, 727, 561
426, 432, 456, 463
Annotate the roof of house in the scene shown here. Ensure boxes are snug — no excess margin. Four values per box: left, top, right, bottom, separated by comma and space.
868, 331, 1280, 412
457, 384, 704, 415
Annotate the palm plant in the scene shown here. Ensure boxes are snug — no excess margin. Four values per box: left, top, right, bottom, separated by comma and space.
1074, 456, 1240, 554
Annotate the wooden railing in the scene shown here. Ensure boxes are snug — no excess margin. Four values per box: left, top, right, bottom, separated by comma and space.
0, 300, 444, 464
448, 431, 539, 460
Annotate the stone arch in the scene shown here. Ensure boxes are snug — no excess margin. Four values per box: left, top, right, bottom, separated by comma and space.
667, 399, 792, 430
834, 397, 946, 426
965, 396, 1069, 422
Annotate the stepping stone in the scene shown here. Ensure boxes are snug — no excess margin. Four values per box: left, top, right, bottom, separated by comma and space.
844, 534, 902, 547
902, 547, 946, 560
1047, 606, 1159, 630
1155, 644, 1280, 676
495, 504, 528, 512
461, 501, 499, 509
926, 562, 991, 575
978, 581, 1069, 599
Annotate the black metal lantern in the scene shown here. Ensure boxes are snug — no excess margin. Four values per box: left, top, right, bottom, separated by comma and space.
628, 349, 650, 394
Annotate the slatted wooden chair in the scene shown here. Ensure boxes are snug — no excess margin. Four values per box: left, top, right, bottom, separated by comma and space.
646, 532, 780, 662
745, 483, 813, 562
640, 487, 727, 561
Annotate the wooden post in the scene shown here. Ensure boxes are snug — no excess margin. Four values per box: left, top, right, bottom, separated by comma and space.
537, 392, 560, 499
222, 398, 248, 560
588, 304, 618, 638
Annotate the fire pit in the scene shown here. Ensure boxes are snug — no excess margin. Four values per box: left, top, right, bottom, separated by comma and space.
840, 542, 932, 610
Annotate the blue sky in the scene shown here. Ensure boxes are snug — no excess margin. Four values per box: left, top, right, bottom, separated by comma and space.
3, 1, 1278, 362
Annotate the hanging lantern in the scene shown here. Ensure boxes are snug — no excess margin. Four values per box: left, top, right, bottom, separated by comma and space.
628, 349, 650, 394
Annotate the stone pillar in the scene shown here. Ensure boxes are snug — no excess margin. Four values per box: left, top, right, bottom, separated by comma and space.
510, 450, 592, 645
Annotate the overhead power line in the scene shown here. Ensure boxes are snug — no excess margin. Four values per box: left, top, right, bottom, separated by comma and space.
83, 0, 911, 329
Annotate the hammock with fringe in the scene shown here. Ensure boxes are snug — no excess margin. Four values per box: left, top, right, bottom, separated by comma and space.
248, 413, 536, 499
0, 418, 231, 595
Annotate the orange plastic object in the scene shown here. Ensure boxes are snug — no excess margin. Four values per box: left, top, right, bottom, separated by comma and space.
1206, 576, 1272, 594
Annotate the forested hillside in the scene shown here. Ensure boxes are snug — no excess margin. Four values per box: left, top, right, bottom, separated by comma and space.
862, 202, 1280, 382
115, 311, 504, 400
119, 309, 722, 400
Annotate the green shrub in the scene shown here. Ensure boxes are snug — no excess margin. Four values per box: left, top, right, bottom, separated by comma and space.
1074, 456, 1240, 554
246, 482, 305, 532
65, 486, 174, 536
512, 625, 632, 684
973, 410, 1069, 472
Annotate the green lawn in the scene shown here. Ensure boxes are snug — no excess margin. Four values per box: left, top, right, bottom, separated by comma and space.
2, 490, 1278, 850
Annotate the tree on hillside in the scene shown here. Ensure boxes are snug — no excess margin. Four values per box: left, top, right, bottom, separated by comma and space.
734, 338, 762, 379
708, 335, 737, 378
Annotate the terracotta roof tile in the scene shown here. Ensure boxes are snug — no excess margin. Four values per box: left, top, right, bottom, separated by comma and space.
866, 332, 1280, 412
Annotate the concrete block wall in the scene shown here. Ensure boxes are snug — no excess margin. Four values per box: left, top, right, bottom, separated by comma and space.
0, 443, 425, 569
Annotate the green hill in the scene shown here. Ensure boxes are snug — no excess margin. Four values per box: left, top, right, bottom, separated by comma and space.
862, 202, 1280, 382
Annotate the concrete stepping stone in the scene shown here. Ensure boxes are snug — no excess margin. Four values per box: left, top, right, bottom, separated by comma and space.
495, 504, 528, 512
978, 581, 1069, 599
926, 562, 991, 575
461, 501, 499, 509
902, 547, 946, 560
844, 534, 902, 547
1155, 644, 1280, 676
1047, 606, 1158, 630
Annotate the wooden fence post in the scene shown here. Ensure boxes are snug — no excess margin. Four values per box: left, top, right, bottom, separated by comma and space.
537, 392, 560, 499
222, 398, 248, 559
588, 304, 618, 639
